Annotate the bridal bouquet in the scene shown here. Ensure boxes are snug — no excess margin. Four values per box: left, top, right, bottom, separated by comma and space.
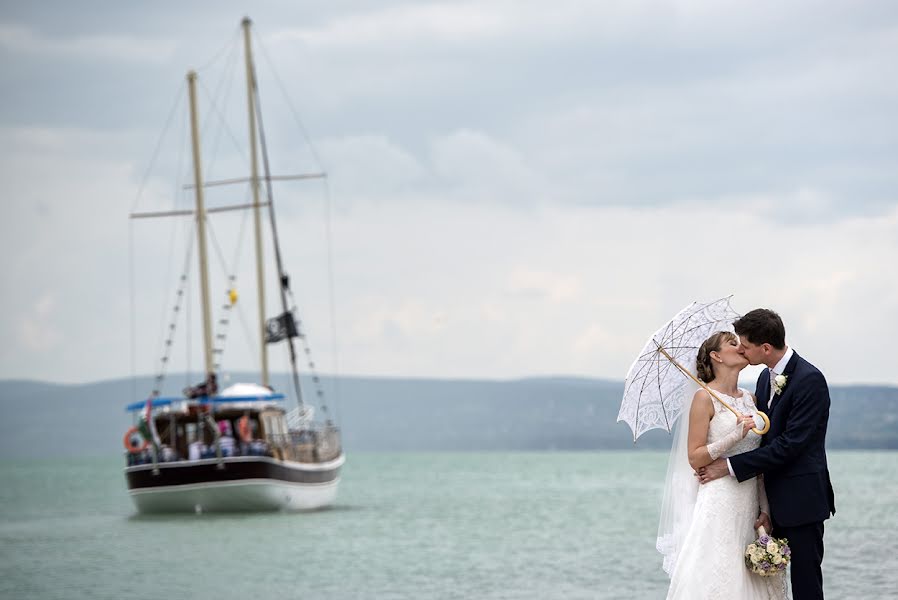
744, 527, 791, 576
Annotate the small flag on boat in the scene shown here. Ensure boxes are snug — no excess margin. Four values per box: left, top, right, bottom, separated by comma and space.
265, 311, 299, 343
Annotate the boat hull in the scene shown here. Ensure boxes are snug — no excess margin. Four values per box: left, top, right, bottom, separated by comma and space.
125, 454, 344, 513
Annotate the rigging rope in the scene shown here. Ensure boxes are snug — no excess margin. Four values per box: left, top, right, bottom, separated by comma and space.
283, 287, 329, 414
149, 214, 192, 396
130, 84, 187, 214
205, 215, 251, 373
249, 46, 305, 410
255, 24, 341, 421
248, 50, 333, 418
149, 228, 195, 399
194, 23, 242, 74
322, 180, 341, 423
129, 221, 136, 403
254, 31, 328, 173
197, 47, 248, 180
129, 83, 186, 401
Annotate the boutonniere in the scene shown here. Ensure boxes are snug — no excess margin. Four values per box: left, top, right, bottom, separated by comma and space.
773, 374, 788, 396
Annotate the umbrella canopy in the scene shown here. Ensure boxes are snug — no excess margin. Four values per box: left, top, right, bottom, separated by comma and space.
617, 296, 741, 442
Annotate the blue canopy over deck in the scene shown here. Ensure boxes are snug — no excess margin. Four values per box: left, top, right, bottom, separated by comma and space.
125, 394, 286, 413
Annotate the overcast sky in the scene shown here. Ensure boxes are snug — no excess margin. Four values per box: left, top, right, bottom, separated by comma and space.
1, 1, 897, 387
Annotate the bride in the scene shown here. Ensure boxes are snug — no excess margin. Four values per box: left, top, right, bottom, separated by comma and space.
658, 331, 789, 599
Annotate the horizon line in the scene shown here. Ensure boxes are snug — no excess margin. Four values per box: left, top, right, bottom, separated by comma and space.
1, 372, 896, 390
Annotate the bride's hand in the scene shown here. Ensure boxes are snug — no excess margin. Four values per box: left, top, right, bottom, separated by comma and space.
754, 511, 772, 532
739, 415, 755, 437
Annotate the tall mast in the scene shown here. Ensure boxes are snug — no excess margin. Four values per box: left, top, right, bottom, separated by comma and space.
187, 71, 215, 378
242, 17, 269, 386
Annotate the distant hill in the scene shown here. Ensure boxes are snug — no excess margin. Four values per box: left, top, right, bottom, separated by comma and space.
1, 374, 896, 458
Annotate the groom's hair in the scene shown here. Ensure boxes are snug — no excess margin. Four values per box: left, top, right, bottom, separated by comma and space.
734, 309, 785, 349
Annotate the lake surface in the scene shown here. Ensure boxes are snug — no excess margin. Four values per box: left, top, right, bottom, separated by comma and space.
1, 451, 895, 599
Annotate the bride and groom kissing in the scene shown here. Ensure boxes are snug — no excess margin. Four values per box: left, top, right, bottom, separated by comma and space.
660, 309, 836, 600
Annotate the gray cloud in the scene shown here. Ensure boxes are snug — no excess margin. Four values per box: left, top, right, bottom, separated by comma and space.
1, 1, 897, 384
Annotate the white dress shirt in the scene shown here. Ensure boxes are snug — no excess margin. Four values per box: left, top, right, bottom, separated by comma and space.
769, 347, 795, 390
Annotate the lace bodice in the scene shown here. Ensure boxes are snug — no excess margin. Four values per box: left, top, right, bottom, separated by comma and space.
707, 388, 762, 457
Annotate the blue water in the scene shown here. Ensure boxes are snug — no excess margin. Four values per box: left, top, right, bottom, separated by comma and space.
0, 451, 895, 599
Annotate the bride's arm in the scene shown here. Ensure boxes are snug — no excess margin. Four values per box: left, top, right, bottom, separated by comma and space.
688, 390, 754, 470
686, 390, 715, 470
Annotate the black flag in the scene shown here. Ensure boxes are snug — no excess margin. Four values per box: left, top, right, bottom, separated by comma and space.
265, 311, 299, 343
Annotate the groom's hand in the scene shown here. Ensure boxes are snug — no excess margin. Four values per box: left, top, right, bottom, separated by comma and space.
754, 512, 772, 532
696, 458, 729, 484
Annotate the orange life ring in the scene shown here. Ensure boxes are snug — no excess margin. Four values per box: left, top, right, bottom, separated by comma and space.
237, 415, 252, 443
123, 426, 149, 454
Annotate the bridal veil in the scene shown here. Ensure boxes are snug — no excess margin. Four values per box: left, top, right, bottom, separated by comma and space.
656, 378, 701, 576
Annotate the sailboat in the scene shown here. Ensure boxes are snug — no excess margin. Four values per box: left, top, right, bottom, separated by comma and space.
123, 18, 344, 513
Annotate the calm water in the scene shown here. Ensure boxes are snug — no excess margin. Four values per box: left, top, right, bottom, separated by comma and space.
0, 451, 895, 599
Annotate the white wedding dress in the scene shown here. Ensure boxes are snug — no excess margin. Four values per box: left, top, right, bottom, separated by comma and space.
665, 389, 789, 600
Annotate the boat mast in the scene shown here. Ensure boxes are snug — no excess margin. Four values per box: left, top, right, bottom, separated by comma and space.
242, 17, 269, 387
186, 71, 215, 380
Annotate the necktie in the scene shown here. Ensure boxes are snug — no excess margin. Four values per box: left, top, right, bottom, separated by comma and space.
768, 368, 777, 408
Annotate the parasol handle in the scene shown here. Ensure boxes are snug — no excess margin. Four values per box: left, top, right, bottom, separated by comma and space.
752, 410, 770, 435
654, 343, 771, 435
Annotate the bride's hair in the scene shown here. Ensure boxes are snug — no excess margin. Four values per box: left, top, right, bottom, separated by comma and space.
696, 331, 736, 382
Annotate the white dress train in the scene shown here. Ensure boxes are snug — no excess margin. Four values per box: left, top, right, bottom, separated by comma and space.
666, 389, 789, 600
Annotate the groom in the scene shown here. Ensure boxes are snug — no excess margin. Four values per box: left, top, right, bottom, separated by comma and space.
698, 308, 835, 600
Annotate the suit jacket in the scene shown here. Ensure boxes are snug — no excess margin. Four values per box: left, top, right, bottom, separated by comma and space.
729, 351, 836, 527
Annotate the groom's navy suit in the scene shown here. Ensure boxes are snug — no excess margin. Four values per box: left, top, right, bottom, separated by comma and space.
730, 351, 836, 600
